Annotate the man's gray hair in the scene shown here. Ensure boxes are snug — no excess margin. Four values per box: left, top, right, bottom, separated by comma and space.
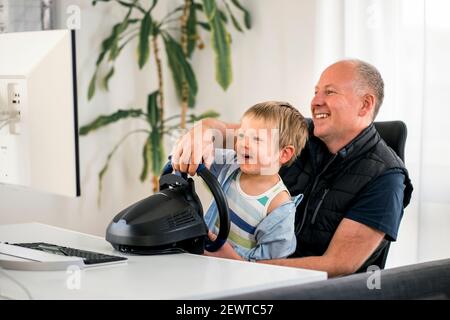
345, 59, 384, 119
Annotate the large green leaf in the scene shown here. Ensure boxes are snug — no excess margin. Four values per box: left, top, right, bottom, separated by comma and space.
103, 67, 115, 90
164, 37, 183, 100
166, 7, 198, 108
109, 17, 131, 61
163, 110, 220, 132
145, 90, 165, 177
202, 0, 232, 90
140, 125, 165, 182
150, 128, 165, 176
188, 110, 220, 123
186, 3, 199, 110
96, 28, 117, 66
88, 71, 97, 101
79, 109, 144, 135
146, 91, 160, 128
89, 17, 138, 99
163, 33, 198, 100
230, 0, 252, 29
170, 35, 198, 95
138, 12, 153, 69
140, 136, 152, 181
107, 8, 134, 61
186, 0, 197, 58
188, 89, 196, 108
218, 9, 228, 23
224, 1, 243, 32
100, 18, 138, 65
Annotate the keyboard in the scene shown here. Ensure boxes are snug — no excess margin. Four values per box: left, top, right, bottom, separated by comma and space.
11, 242, 127, 265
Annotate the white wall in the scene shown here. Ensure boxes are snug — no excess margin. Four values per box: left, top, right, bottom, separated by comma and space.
0, 0, 317, 237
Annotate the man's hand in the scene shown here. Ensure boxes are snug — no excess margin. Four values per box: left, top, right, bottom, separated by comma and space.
203, 231, 244, 261
171, 121, 215, 176
171, 118, 240, 176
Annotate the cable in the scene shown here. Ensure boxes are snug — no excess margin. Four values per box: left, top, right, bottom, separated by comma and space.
0, 110, 20, 131
0, 119, 13, 131
0, 267, 33, 300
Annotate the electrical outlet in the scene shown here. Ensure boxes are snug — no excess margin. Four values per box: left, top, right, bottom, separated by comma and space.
7, 82, 21, 134
8, 83, 21, 106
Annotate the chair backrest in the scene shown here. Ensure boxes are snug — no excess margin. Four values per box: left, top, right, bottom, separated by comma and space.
374, 121, 407, 162
369, 121, 408, 269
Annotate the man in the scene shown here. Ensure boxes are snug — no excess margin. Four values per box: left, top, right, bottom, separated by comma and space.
172, 59, 413, 277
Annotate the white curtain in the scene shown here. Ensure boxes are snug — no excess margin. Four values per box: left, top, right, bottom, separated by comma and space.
314, 0, 450, 268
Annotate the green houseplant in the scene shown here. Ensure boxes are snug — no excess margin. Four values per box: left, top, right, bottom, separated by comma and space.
79, 0, 251, 200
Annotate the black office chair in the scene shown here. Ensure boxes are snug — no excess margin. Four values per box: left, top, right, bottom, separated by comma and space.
369, 120, 408, 269
374, 121, 407, 163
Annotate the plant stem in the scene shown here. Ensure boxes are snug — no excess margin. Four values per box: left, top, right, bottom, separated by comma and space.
152, 176, 159, 192
152, 34, 164, 193
180, 0, 191, 130
163, 114, 181, 123
152, 34, 164, 120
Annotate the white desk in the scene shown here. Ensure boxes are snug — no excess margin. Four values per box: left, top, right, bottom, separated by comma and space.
0, 223, 327, 299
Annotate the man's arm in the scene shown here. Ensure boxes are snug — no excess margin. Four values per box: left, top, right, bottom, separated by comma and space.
206, 218, 384, 278
260, 170, 405, 277
172, 118, 239, 176
260, 218, 384, 277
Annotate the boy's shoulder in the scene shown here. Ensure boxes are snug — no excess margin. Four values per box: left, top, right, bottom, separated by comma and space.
267, 190, 291, 215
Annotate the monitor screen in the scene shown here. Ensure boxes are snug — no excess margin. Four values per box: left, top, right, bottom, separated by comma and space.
0, 29, 80, 197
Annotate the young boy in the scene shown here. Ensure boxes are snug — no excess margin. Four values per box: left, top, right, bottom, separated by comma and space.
204, 101, 308, 261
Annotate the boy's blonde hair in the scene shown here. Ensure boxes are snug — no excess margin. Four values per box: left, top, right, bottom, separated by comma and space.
243, 101, 308, 166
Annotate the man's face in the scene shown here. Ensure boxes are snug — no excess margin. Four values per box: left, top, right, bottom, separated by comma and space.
311, 62, 367, 152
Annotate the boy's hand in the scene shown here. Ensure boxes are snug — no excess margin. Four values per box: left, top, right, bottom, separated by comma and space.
171, 121, 215, 176
204, 231, 244, 261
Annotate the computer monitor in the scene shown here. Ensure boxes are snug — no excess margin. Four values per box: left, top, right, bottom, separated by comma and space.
0, 29, 80, 197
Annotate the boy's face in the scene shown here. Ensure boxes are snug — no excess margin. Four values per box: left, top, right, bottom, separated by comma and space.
236, 116, 281, 175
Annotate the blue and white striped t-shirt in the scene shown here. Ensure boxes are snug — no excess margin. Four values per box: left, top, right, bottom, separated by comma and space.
205, 149, 303, 261
218, 171, 291, 251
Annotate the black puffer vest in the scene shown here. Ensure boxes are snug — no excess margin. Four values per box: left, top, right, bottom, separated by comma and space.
280, 120, 413, 266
